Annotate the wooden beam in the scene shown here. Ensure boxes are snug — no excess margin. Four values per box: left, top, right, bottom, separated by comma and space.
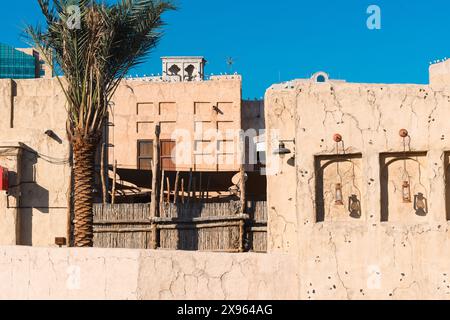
150, 124, 161, 218
181, 178, 185, 204
166, 176, 171, 203
111, 160, 117, 205
150, 223, 158, 249
192, 176, 197, 203
173, 171, 180, 204
239, 165, 246, 214
187, 169, 193, 204
206, 175, 211, 200
100, 143, 107, 205
160, 170, 165, 207
199, 172, 203, 202
239, 219, 245, 252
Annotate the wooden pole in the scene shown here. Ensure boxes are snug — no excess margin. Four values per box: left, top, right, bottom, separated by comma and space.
150, 223, 158, 250
187, 169, 193, 204
240, 165, 246, 214
151, 125, 161, 218
239, 219, 245, 253
199, 172, 203, 202
100, 143, 107, 205
160, 170, 165, 207
112, 160, 117, 205
181, 178, 185, 204
173, 171, 180, 204
206, 175, 211, 200
192, 176, 197, 203
166, 176, 171, 203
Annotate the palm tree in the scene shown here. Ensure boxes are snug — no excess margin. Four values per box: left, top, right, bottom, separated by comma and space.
26, 0, 175, 247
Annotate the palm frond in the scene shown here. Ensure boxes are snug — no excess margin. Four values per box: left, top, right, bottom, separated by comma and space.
26, 0, 175, 140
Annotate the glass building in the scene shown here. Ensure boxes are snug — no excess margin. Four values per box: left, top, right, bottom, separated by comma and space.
0, 43, 39, 79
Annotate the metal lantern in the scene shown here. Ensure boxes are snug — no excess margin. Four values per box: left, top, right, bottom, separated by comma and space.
273, 142, 292, 158
335, 183, 344, 205
414, 192, 428, 216
402, 181, 412, 203
348, 194, 362, 218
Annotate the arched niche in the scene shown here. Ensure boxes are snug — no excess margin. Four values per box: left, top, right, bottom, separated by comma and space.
311, 71, 329, 83
184, 64, 196, 81
168, 64, 181, 76
443, 152, 450, 221
315, 154, 363, 222
380, 152, 428, 222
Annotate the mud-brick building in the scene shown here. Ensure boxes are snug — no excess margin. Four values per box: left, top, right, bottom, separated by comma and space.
264, 60, 450, 299
108, 56, 266, 203
0, 78, 70, 247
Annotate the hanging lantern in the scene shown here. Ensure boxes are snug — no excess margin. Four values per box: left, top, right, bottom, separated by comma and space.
273, 142, 291, 158
335, 183, 344, 205
402, 181, 411, 203
414, 192, 428, 216
348, 194, 361, 218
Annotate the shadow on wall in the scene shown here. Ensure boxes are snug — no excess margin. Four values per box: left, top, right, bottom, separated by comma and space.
16, 144, 50, 246
315, 154, 363, 223
444, 152, 450, 221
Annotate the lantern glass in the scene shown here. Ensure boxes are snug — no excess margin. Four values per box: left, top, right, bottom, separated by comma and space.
402, 181, 411, 203
335, 183, 344, 205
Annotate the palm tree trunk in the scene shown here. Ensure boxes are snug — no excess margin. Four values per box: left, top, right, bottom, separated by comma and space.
72, 134, 98, 247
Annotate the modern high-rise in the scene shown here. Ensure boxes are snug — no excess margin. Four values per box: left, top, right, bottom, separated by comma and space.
0, 43, 52, 79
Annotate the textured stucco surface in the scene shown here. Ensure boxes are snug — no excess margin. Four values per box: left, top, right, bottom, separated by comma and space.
111, 77, 243, 172
0, 246, 297, 300
264, 60, 450, 299
0, 79, 70, 247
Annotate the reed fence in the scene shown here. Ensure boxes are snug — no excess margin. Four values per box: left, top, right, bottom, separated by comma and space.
93, 201, 267, 252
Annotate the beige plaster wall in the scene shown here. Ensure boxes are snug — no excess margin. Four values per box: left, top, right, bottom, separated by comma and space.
430, 59, 450, 92
265, 59, 450, 299
264, 84, 297, 254
0, 79, 70, 247
111, 77, 242, 172
0, 246, 298, 300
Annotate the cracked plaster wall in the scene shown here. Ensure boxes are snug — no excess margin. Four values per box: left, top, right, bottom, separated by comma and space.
0, 246, 297, 300
0, 79, 70, 247
265, 61, 450, 299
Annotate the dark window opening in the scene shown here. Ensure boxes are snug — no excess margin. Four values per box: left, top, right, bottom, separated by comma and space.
137, 140, 153, 170
316, 75, 326, 83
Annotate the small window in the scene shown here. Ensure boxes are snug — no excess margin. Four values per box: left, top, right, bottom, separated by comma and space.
137, 140, 153, 170
316, 75, 326, 83
168, 64, 181, 76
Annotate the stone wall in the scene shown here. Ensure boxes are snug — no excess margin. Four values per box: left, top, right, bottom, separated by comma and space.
0, 246, 297, 300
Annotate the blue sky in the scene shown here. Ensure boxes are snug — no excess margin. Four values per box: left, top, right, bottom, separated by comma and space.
2, 0, 450, 98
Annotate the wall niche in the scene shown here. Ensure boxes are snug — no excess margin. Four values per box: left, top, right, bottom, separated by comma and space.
444, 152, 450, 221
380, 152, 428, 223
315, 154, 363, 222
